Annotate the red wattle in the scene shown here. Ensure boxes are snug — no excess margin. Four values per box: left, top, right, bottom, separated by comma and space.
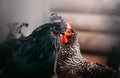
61, 35, 68, 43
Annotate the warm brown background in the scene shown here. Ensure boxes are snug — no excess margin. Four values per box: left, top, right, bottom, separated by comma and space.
50, 0, 120, 64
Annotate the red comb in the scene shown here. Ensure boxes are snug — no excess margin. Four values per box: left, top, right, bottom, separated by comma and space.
66, 22, 72, 29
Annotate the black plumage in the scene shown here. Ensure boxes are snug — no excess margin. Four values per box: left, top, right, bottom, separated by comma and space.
107, 46, 120, 70
0, 22, 66, 78
0, 22, 28, 69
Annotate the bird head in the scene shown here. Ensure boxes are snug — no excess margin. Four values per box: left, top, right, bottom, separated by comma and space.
61, 22, 77, 44
50, 13, 67, 34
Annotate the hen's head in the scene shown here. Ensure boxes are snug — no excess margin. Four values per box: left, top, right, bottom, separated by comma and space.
61, 22, 77, 44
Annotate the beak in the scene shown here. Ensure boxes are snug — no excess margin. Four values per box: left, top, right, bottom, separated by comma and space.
60, 23, 67, 34
60, 32, 65, 35
60, 27, 67, 34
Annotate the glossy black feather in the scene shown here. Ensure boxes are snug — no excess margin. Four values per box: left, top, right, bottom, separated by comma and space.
0, 23, 62, 78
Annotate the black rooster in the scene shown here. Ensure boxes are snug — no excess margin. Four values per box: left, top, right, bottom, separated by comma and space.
0, 14, 67, 78
56, 23, 119, 78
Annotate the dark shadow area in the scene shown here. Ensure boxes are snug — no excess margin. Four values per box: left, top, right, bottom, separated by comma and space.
106, 2, 120, 70
107, 46, 120, 70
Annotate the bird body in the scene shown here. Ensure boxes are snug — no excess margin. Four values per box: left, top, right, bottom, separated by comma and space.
57, 28, 119, 78
0, 22, 65, 78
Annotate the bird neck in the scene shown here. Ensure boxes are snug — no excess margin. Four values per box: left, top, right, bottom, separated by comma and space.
68, 39, 85, 62
57, 39, 85, 67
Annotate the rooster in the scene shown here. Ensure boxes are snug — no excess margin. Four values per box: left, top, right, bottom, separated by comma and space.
0, 14, 67, 78
56, 22, 119, 78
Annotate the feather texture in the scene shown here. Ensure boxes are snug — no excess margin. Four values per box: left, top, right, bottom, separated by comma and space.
0, 23, 62, 78
57, 29, 119, 78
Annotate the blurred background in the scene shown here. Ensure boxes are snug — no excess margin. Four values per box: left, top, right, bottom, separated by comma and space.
0, 0, 120, 69
50, 0, 120, 69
